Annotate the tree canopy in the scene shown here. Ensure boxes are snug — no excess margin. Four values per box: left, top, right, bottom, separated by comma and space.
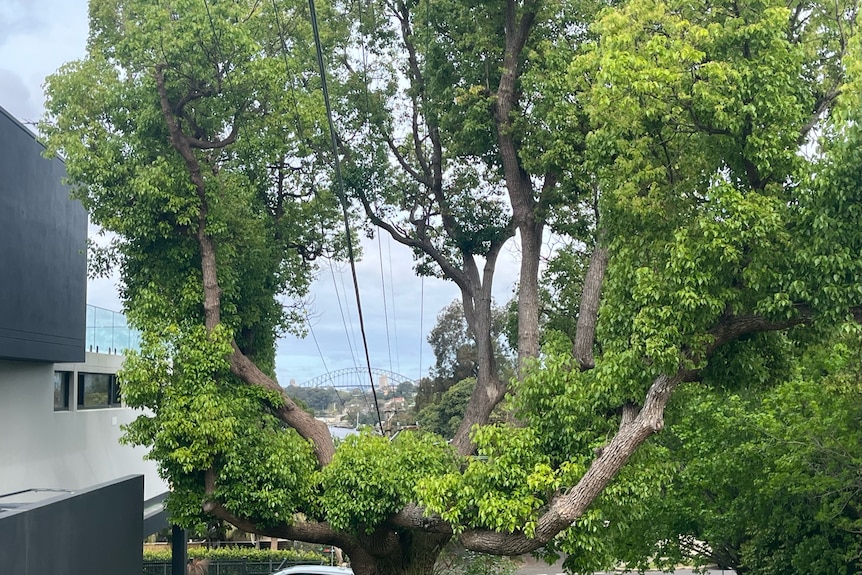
604, 328, 862, 575
40, 0, 862, 573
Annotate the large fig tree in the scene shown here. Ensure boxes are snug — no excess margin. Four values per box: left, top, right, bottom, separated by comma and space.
41, 0, 862, 573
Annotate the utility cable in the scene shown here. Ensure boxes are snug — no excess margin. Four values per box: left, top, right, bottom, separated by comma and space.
271, 0, 361, 375
358, 0, 393, 374
307, 0, 385, 435
304, 310, 347, 409
419, 274, 424, 383
387, 236, 401, 373
377, 233, 394, 372
329, 260, 361, 368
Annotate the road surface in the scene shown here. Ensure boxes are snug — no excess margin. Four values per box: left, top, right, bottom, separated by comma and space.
514, 556, 737, 575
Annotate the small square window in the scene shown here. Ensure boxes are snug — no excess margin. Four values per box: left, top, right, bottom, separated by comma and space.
77, 373, 121, 409
53, 371, 72, 411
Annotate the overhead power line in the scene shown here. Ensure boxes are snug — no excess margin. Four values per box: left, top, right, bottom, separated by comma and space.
306, 0, 385, 435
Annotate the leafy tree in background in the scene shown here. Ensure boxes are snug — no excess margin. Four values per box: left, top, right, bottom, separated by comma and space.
606, 329, 862, 575
415, 299, 513, 414
417, 377, 476, 439
41, 0, 862, 574
334, 0, 601, 456
287, 386, 344, 414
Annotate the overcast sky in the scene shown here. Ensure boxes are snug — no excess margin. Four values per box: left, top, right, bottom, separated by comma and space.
0, 0, 523, 385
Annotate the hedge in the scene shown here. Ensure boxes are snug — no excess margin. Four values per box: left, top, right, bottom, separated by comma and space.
143, 547, 326, 563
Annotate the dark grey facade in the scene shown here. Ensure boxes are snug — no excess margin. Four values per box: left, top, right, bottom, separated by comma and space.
0, 476, 143, 575
0, 105, 87, 363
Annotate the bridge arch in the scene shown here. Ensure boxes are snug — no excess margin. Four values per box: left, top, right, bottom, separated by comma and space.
299, 367, 417, 389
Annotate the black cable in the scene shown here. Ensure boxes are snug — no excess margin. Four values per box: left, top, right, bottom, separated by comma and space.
306, 0, 385, 435
419, 274, 424, 383
377, 233, 394, 372
271, 0, 361, 376
387, 236, 402, 373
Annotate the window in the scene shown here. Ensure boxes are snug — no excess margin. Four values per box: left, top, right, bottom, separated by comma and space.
77, 373, 121, 409
53, 371, 72, 411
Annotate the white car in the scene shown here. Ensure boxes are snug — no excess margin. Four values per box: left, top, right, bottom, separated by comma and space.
271, 567, 354, 575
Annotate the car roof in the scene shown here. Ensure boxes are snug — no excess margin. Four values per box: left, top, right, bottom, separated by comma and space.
272, 567, 354, 575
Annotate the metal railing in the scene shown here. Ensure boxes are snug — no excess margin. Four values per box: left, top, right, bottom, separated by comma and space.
86, 304, 140, 354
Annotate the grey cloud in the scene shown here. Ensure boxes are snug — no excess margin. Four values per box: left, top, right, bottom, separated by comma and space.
0, 68, 36, 122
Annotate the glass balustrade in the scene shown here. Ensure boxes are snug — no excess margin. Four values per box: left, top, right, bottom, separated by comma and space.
85, 304, 140, 354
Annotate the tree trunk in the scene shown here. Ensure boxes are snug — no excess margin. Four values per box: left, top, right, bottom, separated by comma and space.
155, 63, 335, 466
451, 242, 508, 454
494, 0, 541, 372
451, 284, 505, 454
516, 220, 543, 373
573, 244, 609, 369
348, 530, 449, 575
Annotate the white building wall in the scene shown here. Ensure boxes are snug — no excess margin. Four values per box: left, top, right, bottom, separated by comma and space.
0, 353, 166, 500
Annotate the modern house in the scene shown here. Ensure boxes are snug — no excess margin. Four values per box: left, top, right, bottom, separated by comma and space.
0, 104, 168, 574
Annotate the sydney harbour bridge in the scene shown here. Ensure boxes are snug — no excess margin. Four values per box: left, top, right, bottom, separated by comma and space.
296, 367, 418, 390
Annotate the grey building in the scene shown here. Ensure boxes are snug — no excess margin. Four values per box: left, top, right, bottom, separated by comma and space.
0, 104, 168, 575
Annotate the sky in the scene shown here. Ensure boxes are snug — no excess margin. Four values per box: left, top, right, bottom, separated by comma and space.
0, 0, 523, 385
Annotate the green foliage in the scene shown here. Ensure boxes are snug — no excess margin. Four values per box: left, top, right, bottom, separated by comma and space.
568, 0, 853, 399
607, 329, 862, 574
538, 243, 591, 346
42, 0, 346, 368
143, 547, 325, 563
317, 431, 457, 533
121, 323, 318, 530
286, 386, 344, 414
417, 377, 476, 439
40, 0, 862, 571
419, 424, 567, 537
514, 355, 617, 470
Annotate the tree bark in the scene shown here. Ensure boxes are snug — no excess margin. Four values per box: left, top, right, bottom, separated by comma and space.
515, 221, 544, 373
451, 241, 508, 455
573, 244, 609, 369
495, 0, 541, 373
458, 368, 686, 555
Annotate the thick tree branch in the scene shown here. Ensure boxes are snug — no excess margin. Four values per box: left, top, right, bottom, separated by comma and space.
573, 243, 609, 370
156, 64, 334, 466
385, 136, 427, 186
203, 469, 356, 547
228, 344, 335, 465
497, 0, 543, 368
186, 124, 239, 149
389, 504, 455, 534
353, 187, 472, 293
451, 236, 511, 455
459, 369, 686, 555
706, 307, 813, 354
155, 64, 222, 331
395, 0, 432, 181
797, 87, 841, 145
457, 307, 825, 554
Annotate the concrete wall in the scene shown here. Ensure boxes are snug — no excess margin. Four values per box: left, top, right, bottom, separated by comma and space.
0, 476, 143, 575
0, 354, 166, 500
0, 105, 86, 363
